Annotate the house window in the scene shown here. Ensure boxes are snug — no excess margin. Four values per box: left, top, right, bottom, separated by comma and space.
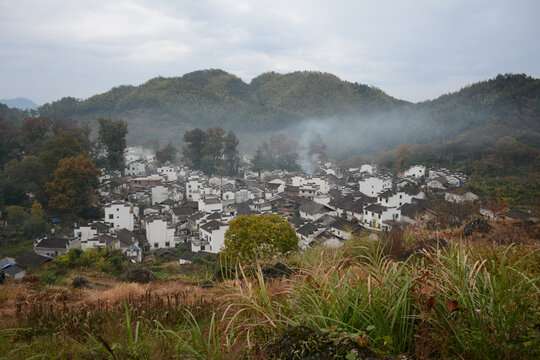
378, 214, 381, 219
165, 242, 170, 247
109, 214, 114, 219
201, 245, 205, 251
154, 243, 158, 248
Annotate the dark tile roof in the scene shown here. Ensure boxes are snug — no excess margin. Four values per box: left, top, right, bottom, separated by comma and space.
364, 203, 387, 214
345, 200, 364, 214
200, 220, 225, 233
117, 229, 137, 244
180, 251, 218, 262
35, 236, 71, 249
90, 222, 111, 233
299, 201, 332, 215
204, 198, 221, 205
331, 218, 358, 231
400, 187, 421, 196
297, 222, 320, 237
206, 212, 222, 220
0, 257, 15, 269
398, 203, 419, 218
172, 206, 196, 216
315, 214, 337, 227
3, 264, 25, 277
15, 252, 52, 269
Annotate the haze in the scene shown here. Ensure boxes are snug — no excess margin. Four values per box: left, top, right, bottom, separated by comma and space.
1, 0, 539, 105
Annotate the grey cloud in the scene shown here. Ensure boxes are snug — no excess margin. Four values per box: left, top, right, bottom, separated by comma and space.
0, 0, 539, 104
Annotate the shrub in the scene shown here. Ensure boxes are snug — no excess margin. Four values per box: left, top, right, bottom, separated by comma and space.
223, 214, 299, 262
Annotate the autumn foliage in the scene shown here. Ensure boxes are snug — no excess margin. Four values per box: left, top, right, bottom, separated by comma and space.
46, 155, 101, 213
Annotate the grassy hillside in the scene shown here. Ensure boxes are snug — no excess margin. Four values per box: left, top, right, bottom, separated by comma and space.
1, 220, 538, 359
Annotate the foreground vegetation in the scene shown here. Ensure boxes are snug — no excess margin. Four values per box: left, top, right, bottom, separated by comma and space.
0, 221, 538, 359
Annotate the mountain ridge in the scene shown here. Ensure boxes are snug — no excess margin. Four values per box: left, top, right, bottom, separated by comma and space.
0, 98, 39, 110
2, 71, 536, 162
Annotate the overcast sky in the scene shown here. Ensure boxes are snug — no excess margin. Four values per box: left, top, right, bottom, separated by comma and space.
1, 0, 539, 105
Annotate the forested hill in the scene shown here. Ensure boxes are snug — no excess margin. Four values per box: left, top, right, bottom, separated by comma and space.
36, 70, 407, 143
31, 71, 540, 158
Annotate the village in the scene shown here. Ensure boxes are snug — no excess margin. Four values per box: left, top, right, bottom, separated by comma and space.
1, 145, 492, 280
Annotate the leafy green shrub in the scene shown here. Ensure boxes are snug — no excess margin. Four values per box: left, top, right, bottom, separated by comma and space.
223, 214, 299, 262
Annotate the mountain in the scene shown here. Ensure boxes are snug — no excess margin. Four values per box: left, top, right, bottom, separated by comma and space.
0, 98, 39, 110
37, 70, 407, 144
36, 71, 539, 163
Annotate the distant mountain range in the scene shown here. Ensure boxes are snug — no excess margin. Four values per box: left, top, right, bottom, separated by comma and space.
0, 98, 39, 110
1, 70, 539, 161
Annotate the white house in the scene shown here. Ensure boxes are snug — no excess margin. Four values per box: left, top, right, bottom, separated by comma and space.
363, 204, 400, 231
104, 201, 138, 231
359, 176, 392, 197
291, 176, 307, 187
299, 201, 336, 221
377, 189, 415, 209
235, 188, 252, 203
74, 222, 111, 250
404, 165, 426, 178
186, 176, 203, 201
125, 161, 147, 176
360, 164, 377, 174
156, 166, 178, 181
445, 191, 479, 203
197, 220, 229, 253
310, 177, 330, 194
198, 197, 223, 213
144, 215, 176, 249
151, 185, 170, 205
299, 184, 318, 200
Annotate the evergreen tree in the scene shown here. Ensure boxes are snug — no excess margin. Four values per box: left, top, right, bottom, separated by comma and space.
98, 118, 127, 172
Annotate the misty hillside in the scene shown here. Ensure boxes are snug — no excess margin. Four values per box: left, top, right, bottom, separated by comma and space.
37, 70, 407, 144
35, 71, 540, 160
0, 98, 39, 110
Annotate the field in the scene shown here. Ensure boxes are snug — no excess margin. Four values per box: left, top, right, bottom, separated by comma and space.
0, 219, 539, 359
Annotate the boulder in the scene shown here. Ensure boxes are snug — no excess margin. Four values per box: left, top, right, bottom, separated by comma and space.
400, 237, 449, 260
268, 326, 396, 360
262, 262, 296, 280
119, 269, 157, 284
72, 276, 91, 288
463, 218, 491, 236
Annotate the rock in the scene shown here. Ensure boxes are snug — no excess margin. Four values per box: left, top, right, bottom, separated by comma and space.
463, 218, 491, 236
268, 326, 395, 360
262, 262, 296, 280
72, 276, 91, 288
400, 237, 449, 260
119, 269, 157, 284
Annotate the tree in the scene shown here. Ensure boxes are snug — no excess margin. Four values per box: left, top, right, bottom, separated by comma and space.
182, 128, 207, 169
46, 155, 101, 214
98, 118, 128, 172
6, 205, 28, 225
223, 214, 299, 262
223, 130, 240, 175
250, 134, 301, 172
21, 117, 52, 154
199, 127, 225, 175
182, 127, 240, 175
394, 145, 413, 170
39, 132, 84, 175
155, 143, 177, 165
30, 201, 44, 222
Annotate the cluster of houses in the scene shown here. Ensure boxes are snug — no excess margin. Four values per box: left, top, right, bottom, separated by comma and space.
1, 147, 484, 278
